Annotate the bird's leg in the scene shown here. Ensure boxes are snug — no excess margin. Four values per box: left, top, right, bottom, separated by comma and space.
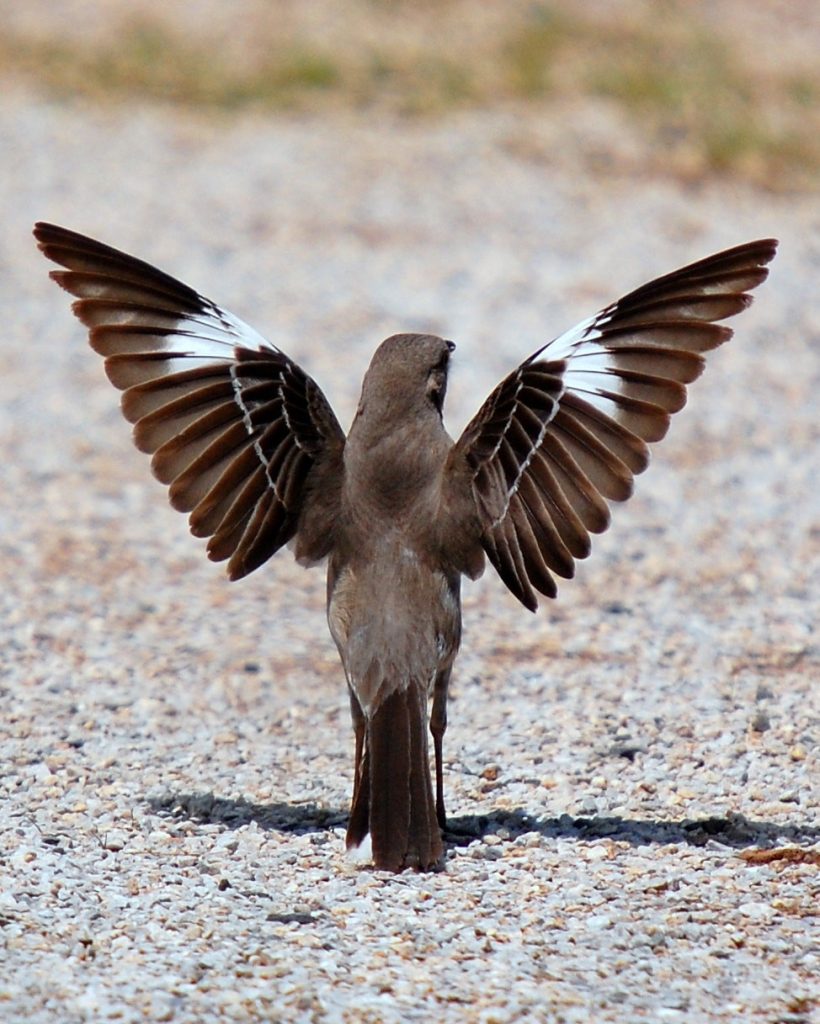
430, 668, 450, 829
349, 687, 367, 806
346, 687, 370, 849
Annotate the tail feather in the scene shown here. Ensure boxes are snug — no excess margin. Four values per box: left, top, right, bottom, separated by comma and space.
346, 682, 443, 872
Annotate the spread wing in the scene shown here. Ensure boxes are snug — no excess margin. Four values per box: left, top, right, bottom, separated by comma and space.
34, 222, 345, 581
449, 238, 778, 610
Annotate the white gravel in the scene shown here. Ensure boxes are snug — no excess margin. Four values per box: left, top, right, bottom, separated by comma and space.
1, 89, 818, 1023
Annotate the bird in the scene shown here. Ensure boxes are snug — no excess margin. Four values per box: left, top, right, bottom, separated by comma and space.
34, 222, 777, 871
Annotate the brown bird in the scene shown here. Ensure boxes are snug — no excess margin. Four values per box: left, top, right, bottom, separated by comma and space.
34, 223, 776, 871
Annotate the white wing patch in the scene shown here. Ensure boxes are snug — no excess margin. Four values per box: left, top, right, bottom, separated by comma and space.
202, 299, 273, 353
538, 308, 612, 361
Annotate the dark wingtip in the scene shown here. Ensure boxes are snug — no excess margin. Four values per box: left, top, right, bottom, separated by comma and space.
33, 222, 86, 265
33, 221, 66, 247
757, 237, 779, 256
750, 237, 779, 270
33, 221, 51, 252
718, 237, 779, 264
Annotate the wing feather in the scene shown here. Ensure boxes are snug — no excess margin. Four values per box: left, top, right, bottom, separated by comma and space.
34, 222, 345, 579
450, 238, 777, 608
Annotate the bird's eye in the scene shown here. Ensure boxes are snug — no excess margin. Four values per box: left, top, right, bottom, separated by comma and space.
427, 367, 447, 412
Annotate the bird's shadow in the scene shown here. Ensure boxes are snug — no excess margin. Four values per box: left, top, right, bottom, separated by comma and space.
147, 791, 348, 834
148, 791, 819, 851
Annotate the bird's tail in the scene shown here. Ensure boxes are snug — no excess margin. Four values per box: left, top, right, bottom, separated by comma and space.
346, 681, 443, 872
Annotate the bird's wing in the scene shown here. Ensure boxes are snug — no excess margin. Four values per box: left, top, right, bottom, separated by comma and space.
34, 222, 345, 580
448, 238, 778, 610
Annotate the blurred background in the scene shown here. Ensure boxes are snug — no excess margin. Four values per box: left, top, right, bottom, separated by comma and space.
2, 0, 819, 189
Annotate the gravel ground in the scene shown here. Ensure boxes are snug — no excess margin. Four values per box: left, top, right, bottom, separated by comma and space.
1, 90, 818, 1023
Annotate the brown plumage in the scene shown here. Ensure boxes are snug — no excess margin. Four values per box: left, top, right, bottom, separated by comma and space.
34, 222, 777, 871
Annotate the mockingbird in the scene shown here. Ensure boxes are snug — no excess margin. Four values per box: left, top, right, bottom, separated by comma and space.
34, 223, 776, 871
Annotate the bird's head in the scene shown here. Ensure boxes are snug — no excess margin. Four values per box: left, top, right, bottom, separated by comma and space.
355, 333, 456, 428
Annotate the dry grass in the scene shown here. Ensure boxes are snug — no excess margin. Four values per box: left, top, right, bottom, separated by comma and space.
3, 1, 818, 189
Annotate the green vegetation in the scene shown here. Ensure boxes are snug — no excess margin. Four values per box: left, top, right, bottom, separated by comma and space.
501, 8, 818, 187
1, 22, 342, 109
2, 4, 817, 188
